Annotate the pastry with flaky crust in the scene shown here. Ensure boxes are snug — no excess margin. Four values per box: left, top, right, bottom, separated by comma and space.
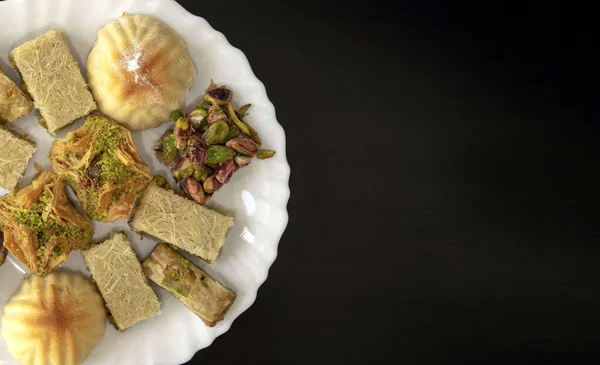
1, 272, 106, 365
49, 113, 152, 222
142, 242, 236, 327
0, 172, 93, 275
87, 14, 195, 130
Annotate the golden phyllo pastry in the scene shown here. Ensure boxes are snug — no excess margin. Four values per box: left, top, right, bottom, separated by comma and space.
87, 14, 195, 130
0, 126, 36, 191
142, 242, 236, 327
0, 172, 93, 275
10, 29, 96, 135
1, 272, 107, 365
50, 113, 152, 221
0, 65, 33, 124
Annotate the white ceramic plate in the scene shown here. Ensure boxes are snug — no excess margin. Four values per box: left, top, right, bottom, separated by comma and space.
0, 0, 290, 364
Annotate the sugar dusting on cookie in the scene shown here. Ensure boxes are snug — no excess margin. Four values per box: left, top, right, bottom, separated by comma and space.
117, 45, 161, 102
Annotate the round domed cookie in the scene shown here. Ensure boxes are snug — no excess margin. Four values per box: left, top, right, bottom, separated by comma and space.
1, 272, 107, 365
86, 14, 195, 130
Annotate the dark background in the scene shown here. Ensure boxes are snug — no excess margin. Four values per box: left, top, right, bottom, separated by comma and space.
181, 0, 598, 364
179, 0, 598, 364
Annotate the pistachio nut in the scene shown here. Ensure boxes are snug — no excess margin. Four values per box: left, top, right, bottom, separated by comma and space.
182, 177, 207, 204
188, 109, 207, 130
204, 87, 233, 105
203, 175, 223, 193
215, 160, 236, 184
189, 108, 208, 117
248, 125, 262, 145
188, 135, 207, 169
175, 117, 189, 130
193, 169, 209, 182
202, 121, 229, 145
206, 145, 236, 164
226, 137, 259, 156
174, 117, 192, 149
234, 154, 253, 167
153, 175, 171, 190
238, 103, 251, 117
172, 157, 195, 180
208, 105, 228, 124
170, 110, 184, 122
256, 150, 276, 159
178, 146, 188, 157
226, 103, 251, 135
224, 125, 240, 142
161, 133, 178, 162
198, 99, 212, 110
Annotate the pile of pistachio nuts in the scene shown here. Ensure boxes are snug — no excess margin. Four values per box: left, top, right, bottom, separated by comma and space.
155, 82, 275, 204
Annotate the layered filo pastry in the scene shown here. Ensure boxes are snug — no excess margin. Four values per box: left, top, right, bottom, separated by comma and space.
50, 112, 152, 221
0, 172, 93, 275
143, 242, 236, 327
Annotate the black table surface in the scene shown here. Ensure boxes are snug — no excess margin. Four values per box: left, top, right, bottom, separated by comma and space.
2, 0, 597, 363
182, 1, 597, 364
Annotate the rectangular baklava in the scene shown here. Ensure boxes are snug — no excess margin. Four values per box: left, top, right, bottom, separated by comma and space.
130, 184, 234, 262
142, 242, 237, 327
82, 231, 160, 331
10, 29, 96, 134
